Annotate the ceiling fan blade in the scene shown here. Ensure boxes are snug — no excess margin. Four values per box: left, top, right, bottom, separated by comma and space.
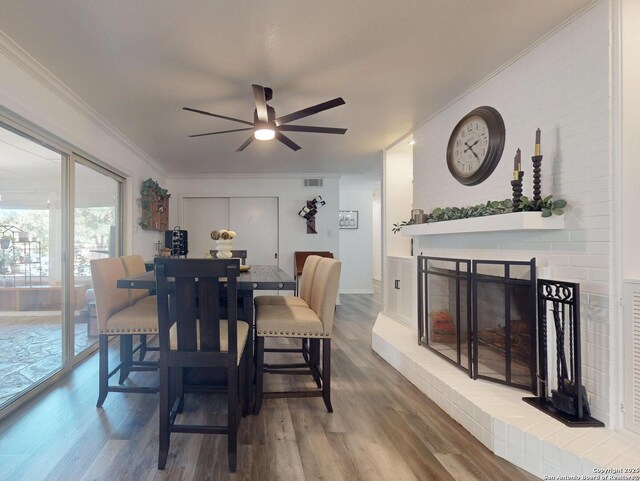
183, 107, 254, 126
278, 125, 347, 135
275, 131, 301, 151
252, 84, 269, 123
276, 97, 346, 125
189, 127, 254, 138
236, 136, 255, 152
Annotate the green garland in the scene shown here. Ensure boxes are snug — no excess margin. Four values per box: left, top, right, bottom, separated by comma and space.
139, 178, 170, 230
392, 196, 566, 233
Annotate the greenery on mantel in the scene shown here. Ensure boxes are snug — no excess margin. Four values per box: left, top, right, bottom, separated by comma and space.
392, 196, 567, 233
139, 178, 170, 230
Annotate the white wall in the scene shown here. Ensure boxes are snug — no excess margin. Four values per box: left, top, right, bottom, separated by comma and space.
339, 183, 374, 294
621, 0, 640, 280
411, 2, 613, 425
619, 0, 640, 435
166, 175, 340, 284
372, 189, 382, 281
0, 30, 165, 260
384, 141, 413, 257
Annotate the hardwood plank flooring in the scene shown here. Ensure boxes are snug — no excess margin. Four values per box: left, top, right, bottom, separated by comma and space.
0, 287, 537, 480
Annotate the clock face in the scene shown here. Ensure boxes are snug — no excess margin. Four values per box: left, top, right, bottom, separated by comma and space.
450, 115, 489, 178
446, 106, 505, 186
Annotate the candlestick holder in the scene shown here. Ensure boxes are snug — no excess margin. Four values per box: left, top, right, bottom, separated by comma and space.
532, 154, 543, 205
511, 172, 524, 212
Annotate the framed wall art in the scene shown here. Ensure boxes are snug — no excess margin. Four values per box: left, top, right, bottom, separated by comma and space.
339, 210, 358, 229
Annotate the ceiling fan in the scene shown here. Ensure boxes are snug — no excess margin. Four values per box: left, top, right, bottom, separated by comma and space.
183, 84, 346, 152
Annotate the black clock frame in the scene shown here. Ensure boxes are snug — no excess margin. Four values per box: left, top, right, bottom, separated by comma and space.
446, 106, 506, 186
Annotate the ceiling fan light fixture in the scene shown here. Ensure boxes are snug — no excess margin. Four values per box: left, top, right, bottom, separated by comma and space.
254, 127, 275, 141
184, 84, 346, 151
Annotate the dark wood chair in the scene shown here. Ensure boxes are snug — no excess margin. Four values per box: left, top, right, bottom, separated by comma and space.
294, 251, 333, 295
209, 249, 248, 265
155, 257, 250, 473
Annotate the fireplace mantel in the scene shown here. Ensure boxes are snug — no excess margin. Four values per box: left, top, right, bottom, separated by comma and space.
399, 211, 564, 236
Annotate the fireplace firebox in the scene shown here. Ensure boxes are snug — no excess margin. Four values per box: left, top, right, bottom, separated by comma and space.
418, 256, 537, 392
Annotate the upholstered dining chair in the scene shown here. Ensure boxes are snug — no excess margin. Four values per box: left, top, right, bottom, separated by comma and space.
254, 257, 341, 414
255, 254, 321, 308
121, 254, 159, 365
254, 255, 323, 370
90, 257, 159, 407
155, 258, 250, 473
293, 251, 333, 295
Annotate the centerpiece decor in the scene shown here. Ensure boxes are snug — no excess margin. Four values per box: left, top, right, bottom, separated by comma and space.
210, 229, 237, 258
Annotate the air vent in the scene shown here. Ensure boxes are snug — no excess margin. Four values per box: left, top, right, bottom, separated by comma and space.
303, 178, 323, 187
624, 281, 640, 435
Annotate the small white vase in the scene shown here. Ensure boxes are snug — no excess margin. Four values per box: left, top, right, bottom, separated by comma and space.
216, 239, 233, 259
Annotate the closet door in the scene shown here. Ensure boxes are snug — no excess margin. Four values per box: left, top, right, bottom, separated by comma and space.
229, 197, 278, 266
182, 197, 229, 258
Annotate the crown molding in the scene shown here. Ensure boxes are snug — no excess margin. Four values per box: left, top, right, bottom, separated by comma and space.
0, 29, 166, 176
168, 172, 342, 180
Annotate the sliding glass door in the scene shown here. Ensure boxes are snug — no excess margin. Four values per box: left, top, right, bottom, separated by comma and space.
73, 157, 122, 356
0, 123, 65, 407
0, 118, 124, 415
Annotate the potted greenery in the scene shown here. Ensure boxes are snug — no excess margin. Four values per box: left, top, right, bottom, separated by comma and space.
1, 235, 12, 250
139, 178, 170, 230
392, 196, 567, 233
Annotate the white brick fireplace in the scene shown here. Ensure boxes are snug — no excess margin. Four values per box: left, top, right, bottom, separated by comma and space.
375, 1, 640, 478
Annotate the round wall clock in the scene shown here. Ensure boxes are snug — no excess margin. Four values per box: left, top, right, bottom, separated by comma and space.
446, 106, 505, 186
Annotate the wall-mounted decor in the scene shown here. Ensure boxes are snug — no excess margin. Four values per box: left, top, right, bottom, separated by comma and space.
298, 196, 326, 234
139, 178, 170, 231
339, 210, 358, 229
446, 106, 505, 186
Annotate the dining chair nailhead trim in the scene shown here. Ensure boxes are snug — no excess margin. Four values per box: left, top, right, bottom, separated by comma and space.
257, 329, 329, 338
103, 328, 158, 334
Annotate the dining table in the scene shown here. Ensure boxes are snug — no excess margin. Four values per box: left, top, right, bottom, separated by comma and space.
117, 263, 295, 408
118, 263, 296, 326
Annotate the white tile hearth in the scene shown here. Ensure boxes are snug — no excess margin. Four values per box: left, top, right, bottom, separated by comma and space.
372, 313, 640, 479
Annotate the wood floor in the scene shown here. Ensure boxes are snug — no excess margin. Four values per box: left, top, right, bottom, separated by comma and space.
0, 289, 537, 481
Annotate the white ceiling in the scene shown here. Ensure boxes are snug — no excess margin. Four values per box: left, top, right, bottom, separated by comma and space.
0, 0, 592, 176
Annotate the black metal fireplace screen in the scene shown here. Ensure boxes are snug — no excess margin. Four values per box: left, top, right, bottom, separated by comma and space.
418, 255, 537, 392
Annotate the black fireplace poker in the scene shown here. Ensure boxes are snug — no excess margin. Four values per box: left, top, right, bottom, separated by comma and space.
523, 279, 603, 427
